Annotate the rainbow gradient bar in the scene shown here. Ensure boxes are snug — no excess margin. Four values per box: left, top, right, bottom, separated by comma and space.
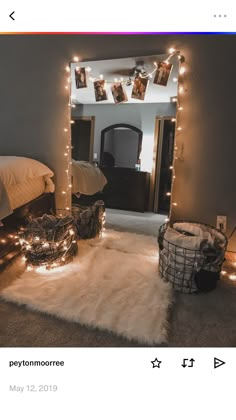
0, 32, 236, 34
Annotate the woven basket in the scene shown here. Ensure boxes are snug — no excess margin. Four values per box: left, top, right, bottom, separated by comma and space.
158, 221, 227, 293
72, 200, 105, 239
19, 214, 78, 269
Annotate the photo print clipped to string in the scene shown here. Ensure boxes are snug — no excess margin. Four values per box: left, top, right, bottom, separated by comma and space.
94, 80, 108, 102
111, 82, 128, 104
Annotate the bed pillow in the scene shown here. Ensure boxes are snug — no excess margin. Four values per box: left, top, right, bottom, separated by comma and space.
0, 156, 54, 187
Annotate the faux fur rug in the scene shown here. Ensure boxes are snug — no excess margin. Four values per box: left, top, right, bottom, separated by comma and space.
0, 230, 172, 344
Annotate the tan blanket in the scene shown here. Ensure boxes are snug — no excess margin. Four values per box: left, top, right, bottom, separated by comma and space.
72, 160, 107, 195
0, 178, 12, 220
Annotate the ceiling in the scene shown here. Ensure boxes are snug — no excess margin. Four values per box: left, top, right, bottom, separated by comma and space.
70, 54, 179, 105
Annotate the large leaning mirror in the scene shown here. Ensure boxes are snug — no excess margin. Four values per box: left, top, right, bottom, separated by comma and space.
70, 53, 179, 217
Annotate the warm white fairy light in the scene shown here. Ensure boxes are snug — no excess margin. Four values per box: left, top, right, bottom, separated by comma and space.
159, 48, 187, 218
73, 56, 79, 62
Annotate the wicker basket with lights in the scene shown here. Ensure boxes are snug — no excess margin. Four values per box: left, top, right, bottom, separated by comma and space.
19, 214, 78, 269
72, 200, 105, 239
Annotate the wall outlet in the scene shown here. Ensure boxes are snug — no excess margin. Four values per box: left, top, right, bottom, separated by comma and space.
216, 215, 227, 232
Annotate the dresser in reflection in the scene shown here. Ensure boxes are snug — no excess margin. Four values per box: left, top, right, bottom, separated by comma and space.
100, 167, 150, 213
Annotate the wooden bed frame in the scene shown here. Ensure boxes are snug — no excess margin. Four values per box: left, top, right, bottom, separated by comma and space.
0, 193, 55, 271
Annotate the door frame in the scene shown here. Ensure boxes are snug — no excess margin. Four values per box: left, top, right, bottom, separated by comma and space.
149, 116, 175, 212
71, 116, 95, 162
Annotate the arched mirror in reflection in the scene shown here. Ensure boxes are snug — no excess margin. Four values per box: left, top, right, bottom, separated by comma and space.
100, 124, 142, 169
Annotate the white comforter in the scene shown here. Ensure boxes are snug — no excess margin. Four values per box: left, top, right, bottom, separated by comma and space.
0, 156, 54, 220
72, 160, 107, 195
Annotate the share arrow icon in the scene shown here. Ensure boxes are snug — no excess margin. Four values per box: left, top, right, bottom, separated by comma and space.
214, 357, 225, 369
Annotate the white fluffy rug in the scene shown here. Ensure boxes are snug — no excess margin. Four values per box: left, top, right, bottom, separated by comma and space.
0, 230, 172, 344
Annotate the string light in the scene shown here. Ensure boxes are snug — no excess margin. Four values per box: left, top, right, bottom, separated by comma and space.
75, 50, 178, 87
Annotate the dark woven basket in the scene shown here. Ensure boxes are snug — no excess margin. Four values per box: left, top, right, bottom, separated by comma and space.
19, 214, 78, 269
72, 200, 105, 239
158, 221, 227, 293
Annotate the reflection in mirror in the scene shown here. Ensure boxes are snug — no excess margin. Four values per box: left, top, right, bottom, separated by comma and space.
153, 118, 176, 213
100, 124, 142, 169
70, 53, 179, 229
71, 117, 94, 162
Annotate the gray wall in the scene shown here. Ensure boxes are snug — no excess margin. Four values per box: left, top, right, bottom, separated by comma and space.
72, 102, 175, 171
0, 35, 236, 249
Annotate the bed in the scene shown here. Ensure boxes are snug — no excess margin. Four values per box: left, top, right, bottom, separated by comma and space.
0, 156, 55, 221
72, 159, 107, 197
0, 156, 55, 270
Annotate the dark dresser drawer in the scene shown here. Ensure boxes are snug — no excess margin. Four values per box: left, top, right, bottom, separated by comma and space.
101, 167, 149, 212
